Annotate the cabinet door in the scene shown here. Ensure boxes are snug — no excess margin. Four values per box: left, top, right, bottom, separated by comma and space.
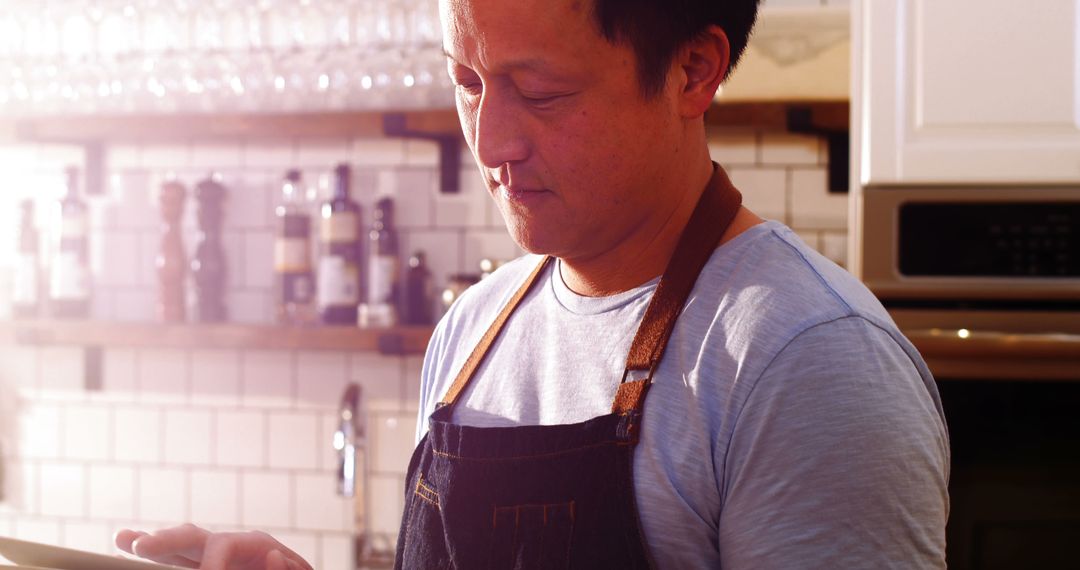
860, 0, 1080, 184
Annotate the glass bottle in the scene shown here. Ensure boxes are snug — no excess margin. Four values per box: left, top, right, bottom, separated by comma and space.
440, 273, 480, 317
401, 250, 434, 326
366, 195, 399, 324
49, 166, 91, 319
318, 163, 362, 325
275, 169, 317, 324
12, 199, 40, 319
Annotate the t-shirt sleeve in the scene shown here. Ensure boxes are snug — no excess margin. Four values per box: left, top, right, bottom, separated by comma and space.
717, 316, 949, 569
414, 311, 451, 444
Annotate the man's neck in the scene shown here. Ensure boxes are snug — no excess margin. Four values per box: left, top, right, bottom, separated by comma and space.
558, 159, 715, 298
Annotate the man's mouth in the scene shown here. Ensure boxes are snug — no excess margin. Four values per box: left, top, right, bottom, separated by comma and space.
499, 185, 550, 202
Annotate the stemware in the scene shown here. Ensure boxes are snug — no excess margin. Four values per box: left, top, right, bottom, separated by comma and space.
0, 0, 453, 116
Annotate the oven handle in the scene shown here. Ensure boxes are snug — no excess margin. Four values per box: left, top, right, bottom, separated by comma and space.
903, 328, 1080, 359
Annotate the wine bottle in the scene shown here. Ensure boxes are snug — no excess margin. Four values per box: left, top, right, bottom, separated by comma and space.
401, 250, 434, 326
366, 196, 399, 325
275, 169, 316, 325
49, 167, 91, 319
318, 163, 362, 325
12, 200, 40, 319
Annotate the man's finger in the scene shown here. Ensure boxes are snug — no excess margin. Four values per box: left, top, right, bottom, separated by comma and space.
131, 524, 211, 562
265, 549, 291, 570
115, 529, 200, 567
113, 529, 148, 554
197, 532, 242, 570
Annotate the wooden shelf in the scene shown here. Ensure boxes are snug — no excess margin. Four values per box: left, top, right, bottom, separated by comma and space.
706, 100, 848, 131
2, 108, 463, 144
1, 101, 848, 144
0, 320, 434, 355
11, 320, 1066, 380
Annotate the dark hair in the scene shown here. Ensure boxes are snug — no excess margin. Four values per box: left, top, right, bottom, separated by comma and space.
591, 0, 761, 98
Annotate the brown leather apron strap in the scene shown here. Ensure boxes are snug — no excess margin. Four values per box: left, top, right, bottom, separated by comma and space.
437, 165, 742, 416
439, 255, 553, 408
613, 166, 742, 414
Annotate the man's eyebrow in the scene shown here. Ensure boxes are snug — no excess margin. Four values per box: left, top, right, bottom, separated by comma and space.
442, 47, 559, 74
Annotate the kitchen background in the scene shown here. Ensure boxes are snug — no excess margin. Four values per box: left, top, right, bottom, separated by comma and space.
0, 0, 853, 568
0, 128, 842, 568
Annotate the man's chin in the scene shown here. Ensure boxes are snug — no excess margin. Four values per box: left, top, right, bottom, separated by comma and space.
505, 225, 568, 258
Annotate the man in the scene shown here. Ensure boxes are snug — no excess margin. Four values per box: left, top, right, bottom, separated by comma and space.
117, 0, 950, 568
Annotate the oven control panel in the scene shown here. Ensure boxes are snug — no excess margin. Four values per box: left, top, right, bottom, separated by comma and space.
899, 203, 1079, 277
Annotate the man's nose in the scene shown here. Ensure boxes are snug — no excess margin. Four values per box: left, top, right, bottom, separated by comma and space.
473, 91, 530, 170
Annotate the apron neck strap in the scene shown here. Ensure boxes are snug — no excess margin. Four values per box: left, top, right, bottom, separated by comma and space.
613, 165, 742, 413
438, 255, 553, 409
439, 164, 743, 414
622, 165, 742, 375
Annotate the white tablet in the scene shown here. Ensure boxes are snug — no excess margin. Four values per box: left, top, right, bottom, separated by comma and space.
0, 537, 185, 570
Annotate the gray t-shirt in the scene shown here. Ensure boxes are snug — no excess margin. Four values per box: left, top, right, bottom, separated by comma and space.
416, 220, 950, 569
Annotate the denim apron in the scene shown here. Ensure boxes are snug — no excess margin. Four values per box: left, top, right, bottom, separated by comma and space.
395, 165, 743, 569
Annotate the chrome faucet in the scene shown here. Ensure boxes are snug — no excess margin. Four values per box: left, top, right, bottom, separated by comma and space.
333, 382, 365, 498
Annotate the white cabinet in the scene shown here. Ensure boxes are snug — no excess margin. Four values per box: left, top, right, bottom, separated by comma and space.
856, 0, 1080, 185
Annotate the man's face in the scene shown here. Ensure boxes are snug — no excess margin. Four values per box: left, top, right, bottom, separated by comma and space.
441, 0, 685, 261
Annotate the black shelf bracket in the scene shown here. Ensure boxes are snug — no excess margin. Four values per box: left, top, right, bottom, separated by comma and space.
786, 106, 849, 194
382, 113, 463, 194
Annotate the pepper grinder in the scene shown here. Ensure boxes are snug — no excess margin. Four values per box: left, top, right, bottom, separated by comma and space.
157, 176, 187, 322
191, 173, 227, 322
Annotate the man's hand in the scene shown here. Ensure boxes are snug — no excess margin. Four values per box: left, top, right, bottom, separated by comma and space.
114, 524, 314, 570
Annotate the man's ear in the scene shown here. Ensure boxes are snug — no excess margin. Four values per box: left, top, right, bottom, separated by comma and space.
675, 25, 730, 118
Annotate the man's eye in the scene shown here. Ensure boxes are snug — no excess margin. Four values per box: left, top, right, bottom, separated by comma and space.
456, 82, 483, 96
522, 94, 557, 103
521, 93, 567, 108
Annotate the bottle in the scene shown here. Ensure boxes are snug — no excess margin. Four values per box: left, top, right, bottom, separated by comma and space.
49, 166, 91, 318
440, 273, 480, 316
275, 169, 317, 325
401, 250, 434, 326
365, 196, 399, 325
12, 200, 41, 319
191, 173, 228, 323
157, 176, 187, 322
318, 163, 362, 325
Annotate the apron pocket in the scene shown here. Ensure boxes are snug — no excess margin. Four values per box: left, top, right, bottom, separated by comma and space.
399, 473, 451, 569
488, 501, 575, 570
414, 473, 441, 508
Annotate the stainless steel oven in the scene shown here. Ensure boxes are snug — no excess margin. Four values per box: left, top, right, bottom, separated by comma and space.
857, 185, 1080, 337
856, 185, 1080, 570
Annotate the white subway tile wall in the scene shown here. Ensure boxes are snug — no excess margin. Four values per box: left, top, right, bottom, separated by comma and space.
0, 122, 853, 566
62, 406, 111, 461
190, 470, 240, 526
87, 465, 136, 520
61, 520, 113, 555
240, 471, 292, 529
266, 411, 320, 471
215, 410, 267, 468
190, 349, 242, 407
38, 462, 86, 519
